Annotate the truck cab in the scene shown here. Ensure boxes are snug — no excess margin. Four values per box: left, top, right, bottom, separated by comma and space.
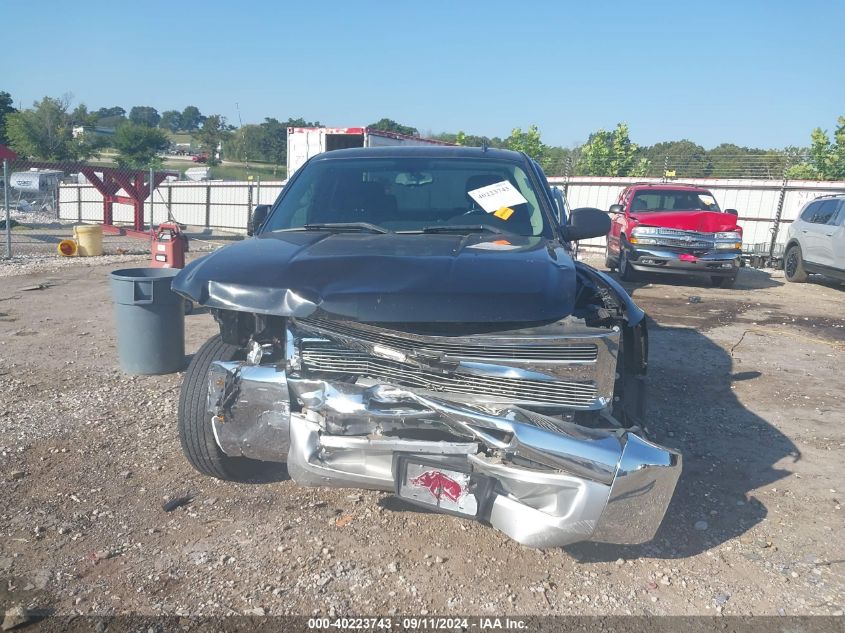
605, 183, 742, 287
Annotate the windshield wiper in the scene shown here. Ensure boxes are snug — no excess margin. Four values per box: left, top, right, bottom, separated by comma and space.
301, 222, 390, 234
413, 224, 504, 234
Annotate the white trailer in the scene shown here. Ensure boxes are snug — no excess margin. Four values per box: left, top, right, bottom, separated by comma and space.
287, 127, 450, 177
10, 169, 63, 193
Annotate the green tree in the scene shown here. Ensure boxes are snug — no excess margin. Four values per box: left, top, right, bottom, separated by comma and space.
539, 145, 573, 176
129, 106, 160, 127
193, 115, 231, 165
576, 123, 646, 177
784, 118, 845, 180
640, 139, 709, 178
506, 124, 545, 160
785, 162, 818, 179
367, 118, 418, 137
807, 118, 845, 180
70, 103, 97, 127
159, 110, 182, 132
257, 117, 288, 164
0, 91, 17, 145
609, 123, 638, 176
5, 96, 99, 160
576, 128, 613, 175
433, 131, 505, 148
180, 105, 205, 131
112, 123, 169, 168
95, 106, 125, 119
93, 106, 126, 129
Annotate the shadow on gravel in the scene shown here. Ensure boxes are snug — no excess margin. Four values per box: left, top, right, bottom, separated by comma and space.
378, 496, 439, 515
613, 265, 783, 293
248, 463, 290, 484
806, 275, 845, 291
565, 323, 800, 562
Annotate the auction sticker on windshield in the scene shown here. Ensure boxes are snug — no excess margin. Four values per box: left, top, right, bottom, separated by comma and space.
468, 180, 528, 213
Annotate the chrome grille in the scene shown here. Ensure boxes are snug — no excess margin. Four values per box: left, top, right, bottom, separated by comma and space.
300, 343, 598, 408
652, 237, 711, 250
297, 318, 598, 362
642, 228, 713, 250
652, 228, 704, 238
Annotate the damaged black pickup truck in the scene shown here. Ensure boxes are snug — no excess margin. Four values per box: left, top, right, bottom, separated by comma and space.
172, 146, 680, 548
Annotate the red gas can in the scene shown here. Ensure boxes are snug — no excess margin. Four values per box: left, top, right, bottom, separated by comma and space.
150, 223, 189, 269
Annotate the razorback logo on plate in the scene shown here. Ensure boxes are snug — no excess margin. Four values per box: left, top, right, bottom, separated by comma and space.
410, 470, 464, 503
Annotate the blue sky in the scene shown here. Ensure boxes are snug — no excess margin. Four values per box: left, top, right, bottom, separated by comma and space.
4, 0, 843, 149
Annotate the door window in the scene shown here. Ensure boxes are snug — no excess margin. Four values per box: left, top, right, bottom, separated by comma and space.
801, 199, 840, 224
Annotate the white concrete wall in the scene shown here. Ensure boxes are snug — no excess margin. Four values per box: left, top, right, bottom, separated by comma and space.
59, 180, 286, 234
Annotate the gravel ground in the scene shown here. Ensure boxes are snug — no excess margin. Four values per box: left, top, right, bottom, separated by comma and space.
0, 253, 843, 618
2, 222, 238, 262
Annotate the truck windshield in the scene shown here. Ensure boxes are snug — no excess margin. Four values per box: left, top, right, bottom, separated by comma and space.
263, 157, 552, 237
631, 190, 721, 212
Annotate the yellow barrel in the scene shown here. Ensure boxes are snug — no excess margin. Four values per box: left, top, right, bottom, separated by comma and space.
73, 225, 104, 257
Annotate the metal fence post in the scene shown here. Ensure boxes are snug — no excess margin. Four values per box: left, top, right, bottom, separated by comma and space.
561, 157, 572, 198
3, 159, 10, 259
205, 183, 212, 230
768, 166, 789, 267
149, 167, 155, 227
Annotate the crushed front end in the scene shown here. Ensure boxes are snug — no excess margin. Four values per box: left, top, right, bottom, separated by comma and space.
206, 308, 681, 548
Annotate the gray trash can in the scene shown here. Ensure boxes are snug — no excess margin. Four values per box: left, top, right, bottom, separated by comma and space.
110, 268, 185, 375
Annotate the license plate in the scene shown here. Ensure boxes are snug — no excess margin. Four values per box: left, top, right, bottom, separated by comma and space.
396, 459, 478, 517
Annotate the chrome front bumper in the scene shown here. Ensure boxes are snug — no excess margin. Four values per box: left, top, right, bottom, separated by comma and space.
288, 411, 680, 547
629, 247, 741, 276
208, 361, 681, 548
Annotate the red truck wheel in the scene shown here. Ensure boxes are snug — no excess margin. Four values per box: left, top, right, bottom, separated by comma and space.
618, 240, 638, 282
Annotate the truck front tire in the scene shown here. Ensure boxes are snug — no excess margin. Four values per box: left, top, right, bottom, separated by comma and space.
618, 239, 639, 282
605, 246, 618, 271
178, 335, 269, 481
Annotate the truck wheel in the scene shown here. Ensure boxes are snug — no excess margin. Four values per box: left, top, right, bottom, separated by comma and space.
178, 335, 267, 481
604, 247, 617, 271
711, 275, 736, 288
784, 245, 808, 283
618, 240, 638, 282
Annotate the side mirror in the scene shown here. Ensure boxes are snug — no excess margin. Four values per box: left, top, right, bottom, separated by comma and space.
248, 204, 271, 236
562, 207, 611, 242
608, 204, 624, 214
725, 208, 738, 216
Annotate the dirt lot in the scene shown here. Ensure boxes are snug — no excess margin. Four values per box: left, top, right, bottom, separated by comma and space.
0, 252, 843, 618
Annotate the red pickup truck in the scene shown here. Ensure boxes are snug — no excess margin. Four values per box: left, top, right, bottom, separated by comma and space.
605, 183, 742, 287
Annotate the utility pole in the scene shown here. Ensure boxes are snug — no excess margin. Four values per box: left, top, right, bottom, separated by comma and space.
3, 159, 10, 259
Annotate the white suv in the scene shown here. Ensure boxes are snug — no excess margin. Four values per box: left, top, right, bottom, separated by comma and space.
784, 194, 845, 283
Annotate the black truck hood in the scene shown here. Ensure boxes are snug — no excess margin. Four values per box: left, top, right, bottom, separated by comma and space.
172, 231, 576, 323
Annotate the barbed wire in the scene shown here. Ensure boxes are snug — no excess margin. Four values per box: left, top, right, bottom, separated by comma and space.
536, 151, 813, 179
